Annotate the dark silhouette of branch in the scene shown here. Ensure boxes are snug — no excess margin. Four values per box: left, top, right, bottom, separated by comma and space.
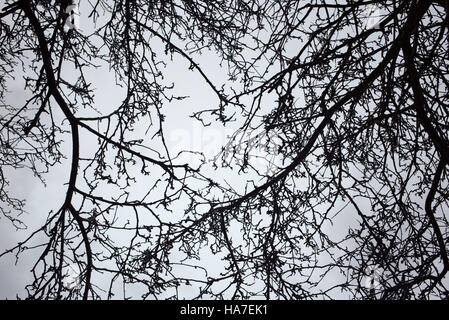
1, 0, 448, 300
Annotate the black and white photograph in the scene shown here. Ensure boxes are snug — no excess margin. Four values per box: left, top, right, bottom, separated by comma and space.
0, 0, 448, 307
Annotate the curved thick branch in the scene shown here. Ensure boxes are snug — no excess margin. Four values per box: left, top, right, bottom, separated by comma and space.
401, 34, 449, 164
20, 1, 79, 206
425, 159, 449, 270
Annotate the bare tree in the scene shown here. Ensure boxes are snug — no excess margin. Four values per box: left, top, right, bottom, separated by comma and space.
0, 0, 448, 300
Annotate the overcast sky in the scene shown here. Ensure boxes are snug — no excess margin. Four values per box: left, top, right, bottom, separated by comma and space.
0, 1, 410, 299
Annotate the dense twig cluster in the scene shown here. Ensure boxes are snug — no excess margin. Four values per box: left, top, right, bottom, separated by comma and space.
0, 0, 448, 299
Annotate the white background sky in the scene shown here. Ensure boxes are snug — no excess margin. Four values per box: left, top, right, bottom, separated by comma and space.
0, 1, 401, 299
